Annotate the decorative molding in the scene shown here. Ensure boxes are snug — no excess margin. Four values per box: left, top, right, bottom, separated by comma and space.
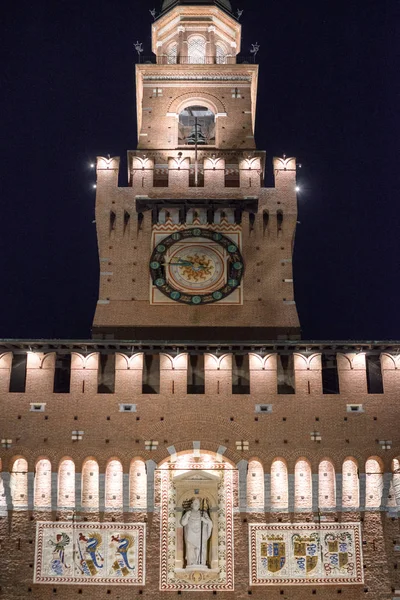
143, 74, 252, 81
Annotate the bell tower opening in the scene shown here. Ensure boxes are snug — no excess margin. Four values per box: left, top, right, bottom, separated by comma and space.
178, 106, 216, 147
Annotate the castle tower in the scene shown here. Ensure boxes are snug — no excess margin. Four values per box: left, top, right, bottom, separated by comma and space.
92, 0, 300, 340
1, 3, 400, 599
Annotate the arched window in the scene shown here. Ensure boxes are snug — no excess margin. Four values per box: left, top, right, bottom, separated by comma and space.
247, 459, 264, 509
105, 459, 123, 509
294, 458, 312, 510
10, 457, 28, 508
318, 459, 336, 509
81, 458, 99, 509
178, 106, 215, 146
167, 42, 177, 64
365, 457, 383, 508
270, 458, 288, 509
187, 35, 206, 64
34, 458, 52, 508
129, 459, 147, 509
58, 458, 75, 508
216, 43, 227, 64
342, 458, 359, 508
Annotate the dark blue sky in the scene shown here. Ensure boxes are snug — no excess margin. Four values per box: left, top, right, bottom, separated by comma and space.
1, 0, 398, 340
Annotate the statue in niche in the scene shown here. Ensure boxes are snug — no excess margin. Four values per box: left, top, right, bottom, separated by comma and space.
180, 497, 213, 568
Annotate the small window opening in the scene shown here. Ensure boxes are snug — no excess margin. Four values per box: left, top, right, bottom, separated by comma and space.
277, 210, 283, 233
187, 354, 205, 394
142, 354, 160, 394
97, 353, 115, 394
366, 354, 384, 394
249, 213, 255, 232
189, 164, 204, 188
123, 211, 130, 234
9, 354, 27, 393
109, 211, 116, 234
225, 161, 240, 188
53, 354, 71, 393
277, 354, 295, 394
263, 210, 269, 233
232, 354, 250, 394
321, 354, 340, 394
153, 164, 169, 187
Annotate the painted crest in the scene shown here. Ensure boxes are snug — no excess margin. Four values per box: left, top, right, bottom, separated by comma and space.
323, 532, 355, 577
260, 536, 286, 573
292, 533, 319, 574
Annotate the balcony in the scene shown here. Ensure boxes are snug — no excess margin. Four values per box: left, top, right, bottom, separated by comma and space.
137, 55, 257, 65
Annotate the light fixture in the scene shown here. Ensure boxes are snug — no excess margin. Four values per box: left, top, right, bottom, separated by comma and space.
93, 184, 97, 189
90, 163, 95, 168
295, 186, 300, 192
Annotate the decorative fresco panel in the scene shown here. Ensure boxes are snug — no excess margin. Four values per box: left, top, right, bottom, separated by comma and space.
249, 523, 363, 586
34, 522, 145, 585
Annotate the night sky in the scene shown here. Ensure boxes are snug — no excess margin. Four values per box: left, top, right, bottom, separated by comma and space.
1, 0, 398, 341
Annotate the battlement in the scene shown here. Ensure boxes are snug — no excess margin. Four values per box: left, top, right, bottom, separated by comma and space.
1, 341, 400, 397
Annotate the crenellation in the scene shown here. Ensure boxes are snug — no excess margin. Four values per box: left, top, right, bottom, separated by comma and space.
0, 348, 399, 397
337, 352, 368, 395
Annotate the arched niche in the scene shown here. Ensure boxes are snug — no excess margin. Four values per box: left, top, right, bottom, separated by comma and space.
10, 457, 28, 508
270, 458, 288, 510
34, 458, 52, 508
58, 458, 75, 508
129, 458, 147, 510
81, 458, 99, 509
342, 458, 359, 509
246, 459, 264, 510
318, 459, 336, 509
294, 458, 312, 510
105, 459, 123, 509
365, 457, 384, 508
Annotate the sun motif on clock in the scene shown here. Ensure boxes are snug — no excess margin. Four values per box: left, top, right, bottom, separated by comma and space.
149, 228, 244, 305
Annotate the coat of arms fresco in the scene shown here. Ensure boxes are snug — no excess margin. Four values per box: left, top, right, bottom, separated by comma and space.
250, 523, 363, 585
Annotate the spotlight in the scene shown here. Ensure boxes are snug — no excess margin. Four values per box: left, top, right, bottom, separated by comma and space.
295, 186, 300, 192
93, 184, 97, 189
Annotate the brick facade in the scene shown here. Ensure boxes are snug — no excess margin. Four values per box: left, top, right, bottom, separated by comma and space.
1, 1, 399, 599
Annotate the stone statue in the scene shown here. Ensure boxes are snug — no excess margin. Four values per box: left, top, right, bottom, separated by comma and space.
180, 498, 213, 568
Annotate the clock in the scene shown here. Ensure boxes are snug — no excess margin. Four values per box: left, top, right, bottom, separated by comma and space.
149, 228, 244, 305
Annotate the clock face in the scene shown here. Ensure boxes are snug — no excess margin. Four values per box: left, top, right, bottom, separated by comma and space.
149, 228, 244, 305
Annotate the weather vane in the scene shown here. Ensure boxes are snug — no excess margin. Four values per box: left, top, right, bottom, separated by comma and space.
134, 41, 144, 63
250, 42, 260, 62
236, 8, 243, 20
150, 8, 157, 20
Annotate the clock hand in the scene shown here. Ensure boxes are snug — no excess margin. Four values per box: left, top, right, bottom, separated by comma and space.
165, 260, 193, 267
